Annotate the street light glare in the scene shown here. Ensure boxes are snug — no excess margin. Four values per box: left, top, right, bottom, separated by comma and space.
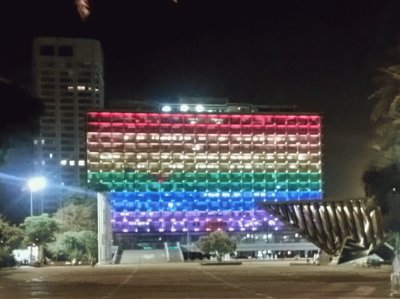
28, 177, 47, 192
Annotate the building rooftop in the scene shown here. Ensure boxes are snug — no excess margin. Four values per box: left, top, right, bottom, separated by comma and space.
108, 97, 299, 114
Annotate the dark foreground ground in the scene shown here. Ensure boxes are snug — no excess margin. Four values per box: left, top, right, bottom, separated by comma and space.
0, 261, 394, 299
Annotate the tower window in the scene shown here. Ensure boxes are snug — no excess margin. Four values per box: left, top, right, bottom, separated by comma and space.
58, 45, 73, 57
40, 45, 55, 56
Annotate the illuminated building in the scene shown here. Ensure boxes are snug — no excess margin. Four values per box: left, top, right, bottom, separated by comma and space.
32, 37, 104, 213
87, 101, 322, 256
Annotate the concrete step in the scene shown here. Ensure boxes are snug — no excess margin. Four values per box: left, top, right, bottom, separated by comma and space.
120, 249, 168, 264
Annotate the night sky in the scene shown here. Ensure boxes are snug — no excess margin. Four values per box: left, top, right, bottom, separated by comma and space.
1, 0, 400, 207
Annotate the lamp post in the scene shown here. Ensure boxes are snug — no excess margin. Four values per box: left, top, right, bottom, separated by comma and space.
187, 228, 190, 261
28, 177, 47, 217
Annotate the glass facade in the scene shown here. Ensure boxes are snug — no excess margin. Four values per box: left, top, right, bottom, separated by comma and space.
86, 111, 322, 233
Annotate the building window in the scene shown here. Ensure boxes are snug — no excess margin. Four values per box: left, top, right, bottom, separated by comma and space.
78, 71, 91, 77
40, 45, 55, 56
41, 91, 55, 97
40, 77, 55, 82
41, 61, 55, 67
58, 45, 73, 57
41, 84, 55, 89
60, 98, 73, 104
78, 92, 91, 97
41, 70, 54, 76
59, 77, 73, 83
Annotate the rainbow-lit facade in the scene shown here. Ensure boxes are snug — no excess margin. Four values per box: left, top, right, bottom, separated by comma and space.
86, 108, 322, 234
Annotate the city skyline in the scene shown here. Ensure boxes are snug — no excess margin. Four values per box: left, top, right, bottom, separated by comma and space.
1, 0, 400, 216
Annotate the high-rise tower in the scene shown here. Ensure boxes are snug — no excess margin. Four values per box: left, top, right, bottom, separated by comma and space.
32, 37, 104, 213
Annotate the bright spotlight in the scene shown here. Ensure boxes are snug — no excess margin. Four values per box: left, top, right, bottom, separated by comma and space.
28, 177, 47, 192
180, 104, 189, 112
195, 104, 204, 112
28, 176, 47, 217
162, 105, 172, 112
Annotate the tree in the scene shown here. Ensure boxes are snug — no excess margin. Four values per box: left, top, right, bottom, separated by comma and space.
50, 197, 98, 262
0, 216, 23, 250
362, 164, 400, 215
21, 214, 58, 263
367, 61, 400, 167
0, 216, 23, 267
197, 231, 236, 262
362, 165, 400, 234
52, 197, 97, 233
48, 230, 97, 263
364, 55, 400, 252
80, 230, 97, 261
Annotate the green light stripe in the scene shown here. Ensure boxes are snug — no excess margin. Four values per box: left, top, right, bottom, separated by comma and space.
88, 171, 322, 192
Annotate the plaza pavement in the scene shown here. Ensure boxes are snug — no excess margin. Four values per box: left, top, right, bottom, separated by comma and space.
0, 260, 393, 298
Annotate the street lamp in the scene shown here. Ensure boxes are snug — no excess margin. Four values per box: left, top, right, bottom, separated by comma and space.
28, 177, 47, 217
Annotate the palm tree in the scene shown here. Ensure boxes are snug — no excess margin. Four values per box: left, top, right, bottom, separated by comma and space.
369, 64, 400, 167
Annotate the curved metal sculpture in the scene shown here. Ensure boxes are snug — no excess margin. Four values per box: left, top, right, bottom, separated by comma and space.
260, 198, 384, 263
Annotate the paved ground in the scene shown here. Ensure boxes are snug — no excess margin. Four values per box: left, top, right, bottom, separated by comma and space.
0, 261, 394, 298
